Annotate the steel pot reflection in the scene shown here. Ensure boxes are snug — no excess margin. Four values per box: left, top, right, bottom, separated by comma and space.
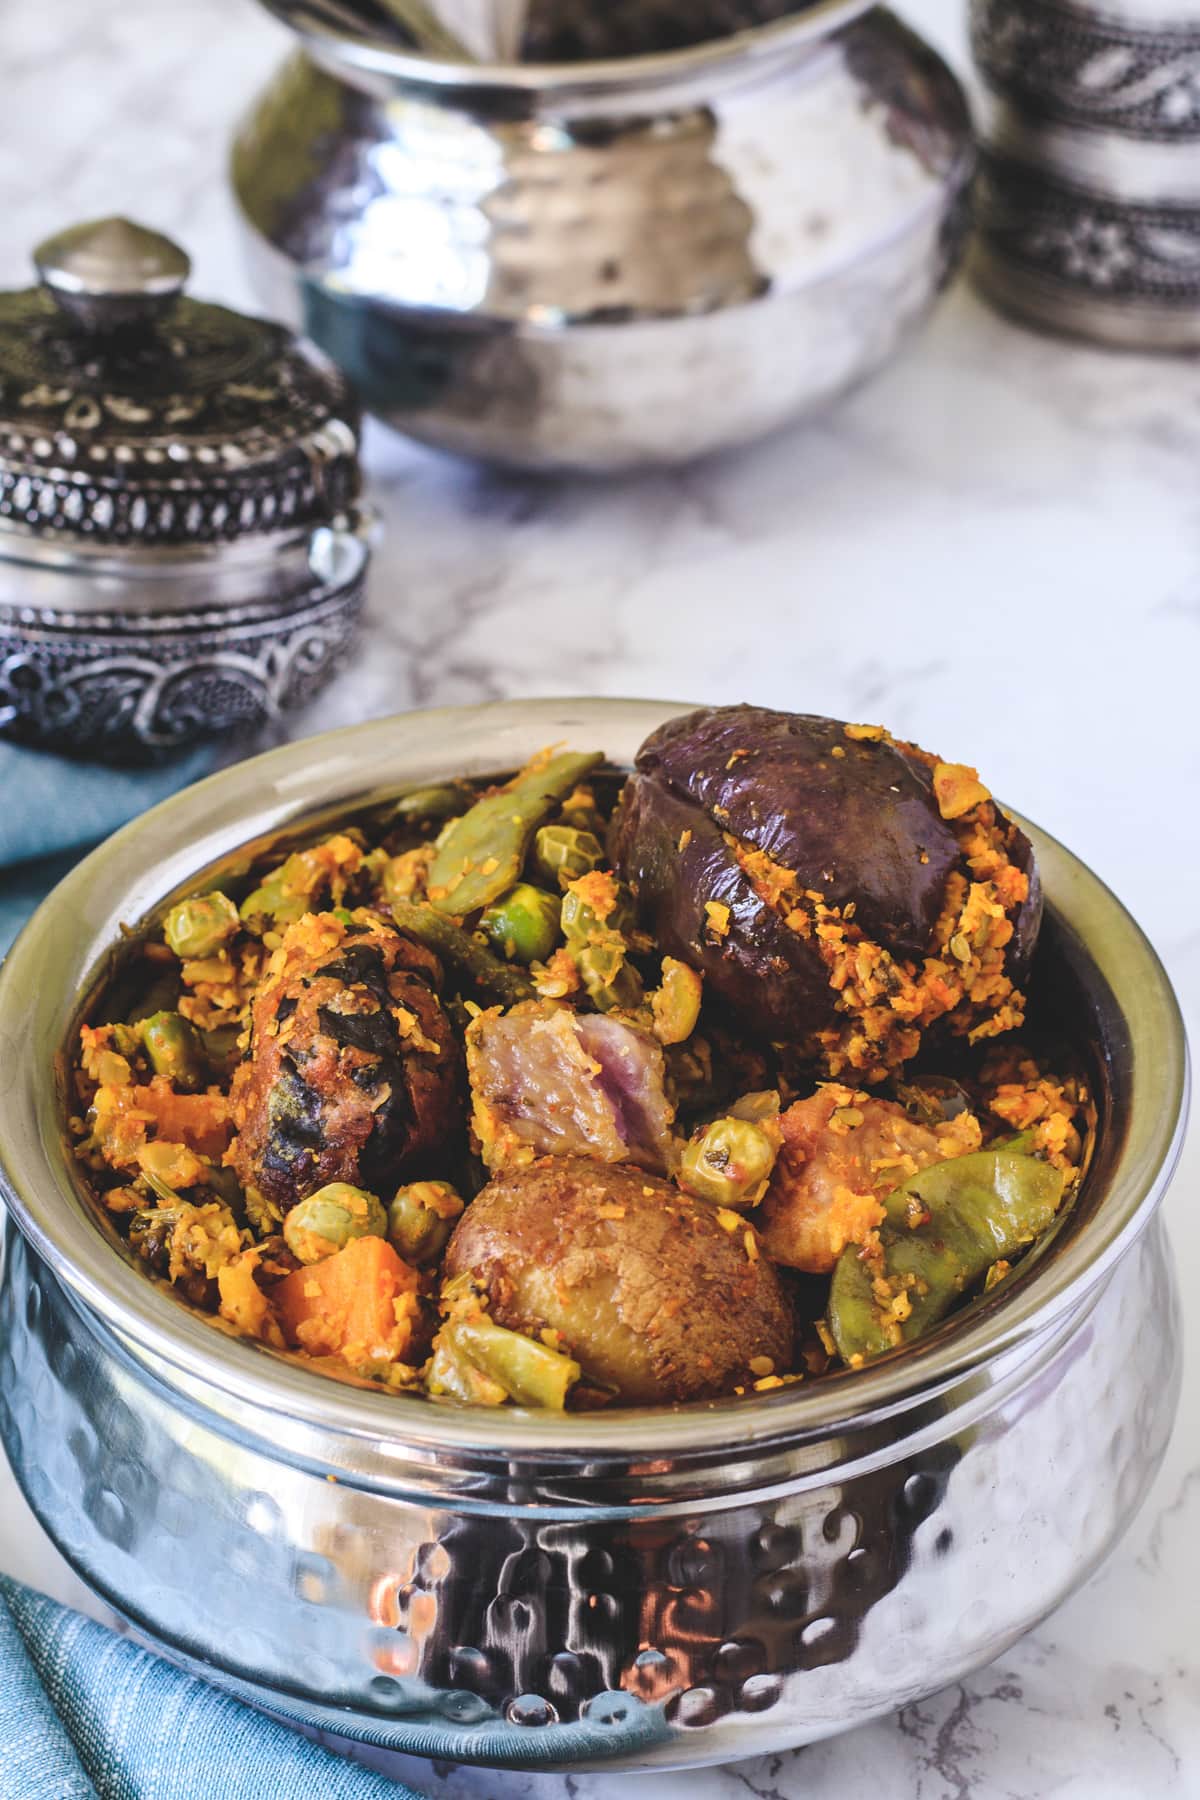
231, 5, 974, 470
0, 698, 1187, 1773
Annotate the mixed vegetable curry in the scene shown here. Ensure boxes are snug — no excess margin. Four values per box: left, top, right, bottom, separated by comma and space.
71, 707, 1090, 1410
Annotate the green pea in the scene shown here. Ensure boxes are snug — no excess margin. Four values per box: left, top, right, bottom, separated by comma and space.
283, 1183, 387, 1264
163, 892, 239, 961
576, 940, 644, 1012
727, 1089, 782, 1125
531, 825, 604, 892
650, 957, 703, 1045
239, 840, 355, 933
560, 880, 635, 945
387, 1180, 465, 1266
678, 1116, 778, 1208
140, 1011, 207, 1092
478, 884, 562, 965
239, 867, 304, 932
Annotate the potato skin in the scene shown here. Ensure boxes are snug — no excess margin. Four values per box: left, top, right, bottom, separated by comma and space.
443, 1158, 793, 1404
611, 705, 1041, 1044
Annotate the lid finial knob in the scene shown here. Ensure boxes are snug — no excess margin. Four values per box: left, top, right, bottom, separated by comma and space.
33, 217, 191, 333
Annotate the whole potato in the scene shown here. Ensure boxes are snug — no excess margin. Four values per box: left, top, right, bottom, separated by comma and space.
442, 1158, 793, 1404
610, 705, 1041, 1075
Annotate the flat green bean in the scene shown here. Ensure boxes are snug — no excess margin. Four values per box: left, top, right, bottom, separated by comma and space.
391, 782, 475, 824
427, 751, 602, 917
828, 1143, 1064, 1365
388, 898, 536, 1006
445, 1316, 581, 1409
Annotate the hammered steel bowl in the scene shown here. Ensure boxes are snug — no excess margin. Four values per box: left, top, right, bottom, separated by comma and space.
231, 4, 975, 470
0, 698, 1187, 1775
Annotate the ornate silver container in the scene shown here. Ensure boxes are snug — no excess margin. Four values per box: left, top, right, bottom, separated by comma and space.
0, 218, 372, 759
231, 1, 975, 471
0, 698, 1187, 1775
970, 0, 1200, 345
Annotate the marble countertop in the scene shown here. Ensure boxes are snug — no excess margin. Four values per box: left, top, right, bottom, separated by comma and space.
3, 1, 1199, 1795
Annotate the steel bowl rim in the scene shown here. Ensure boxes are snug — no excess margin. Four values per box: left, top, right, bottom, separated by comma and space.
258, 0, 877, 96
0, 696, 1187, 1464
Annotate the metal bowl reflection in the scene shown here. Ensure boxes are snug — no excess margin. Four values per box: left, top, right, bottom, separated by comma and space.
231, 7, 974, 470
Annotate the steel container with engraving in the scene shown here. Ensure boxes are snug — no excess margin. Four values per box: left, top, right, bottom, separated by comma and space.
970, 0, 1200, 345
0, 218, 371, 759
0, 698, 1186, 1774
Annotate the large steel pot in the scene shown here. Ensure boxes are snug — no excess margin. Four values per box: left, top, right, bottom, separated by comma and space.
230, 2, 974, 470
0, 698, 1187, 1775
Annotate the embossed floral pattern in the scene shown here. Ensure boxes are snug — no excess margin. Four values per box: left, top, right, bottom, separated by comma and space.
977, 155, 1200, 303
971, 0, 1200, 140
0, 293, 360, 544
0, 579, 364, 756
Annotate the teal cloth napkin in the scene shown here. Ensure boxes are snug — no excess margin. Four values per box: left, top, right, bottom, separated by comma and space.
0, 1576, 421, 1798
0, 742, 215, 957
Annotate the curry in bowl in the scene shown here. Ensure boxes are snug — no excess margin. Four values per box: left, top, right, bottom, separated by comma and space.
70, 706, 1091, 1410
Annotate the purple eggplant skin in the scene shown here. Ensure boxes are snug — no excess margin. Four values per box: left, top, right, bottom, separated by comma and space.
610, 768, 835, 1041
1006, 827, 1043, 988
609, 705, 1042, 1042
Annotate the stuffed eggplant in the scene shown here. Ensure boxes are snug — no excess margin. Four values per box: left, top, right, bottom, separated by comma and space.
610, 705, 1041, 1080
228, 911, 462, 1218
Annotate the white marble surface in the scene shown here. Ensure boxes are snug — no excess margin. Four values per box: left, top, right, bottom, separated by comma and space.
3, 1, 1200, 1795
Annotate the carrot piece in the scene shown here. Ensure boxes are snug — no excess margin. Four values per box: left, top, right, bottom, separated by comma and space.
274, 1236, 419, 1364
133, 1079, 230, 1159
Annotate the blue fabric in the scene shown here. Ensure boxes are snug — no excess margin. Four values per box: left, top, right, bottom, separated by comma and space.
0, 1577, 423, 1799
0, 743, 214, 957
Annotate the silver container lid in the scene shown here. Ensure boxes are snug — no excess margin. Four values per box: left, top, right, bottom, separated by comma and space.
0, 217, 361, 571
0, 219, 370, 759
